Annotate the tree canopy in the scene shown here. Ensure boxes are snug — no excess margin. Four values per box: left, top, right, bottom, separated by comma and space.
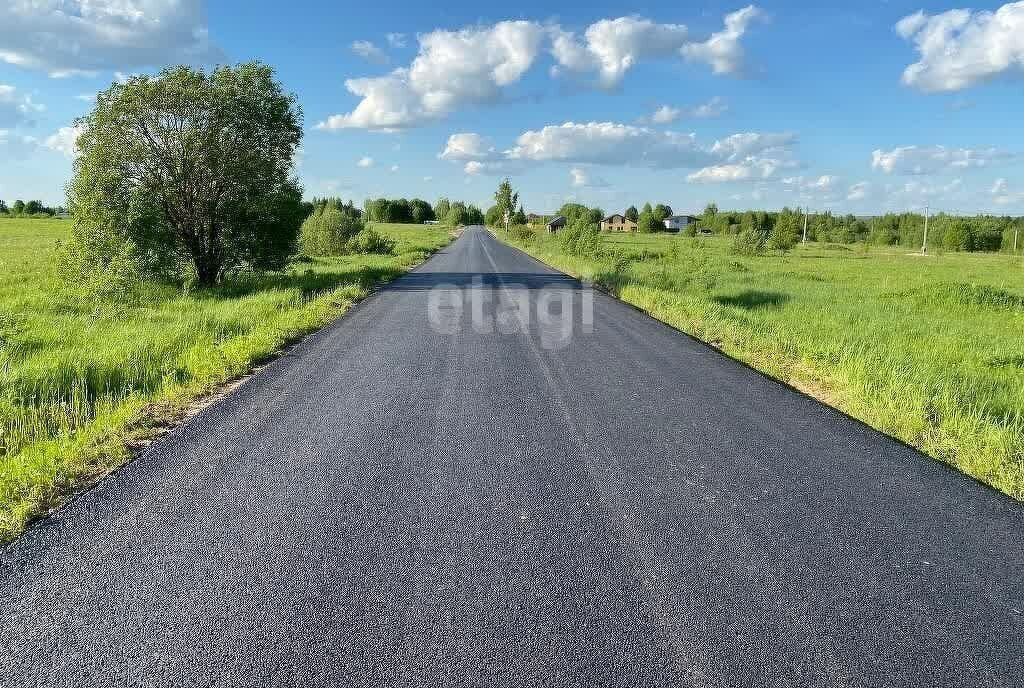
68, 62, 304, 286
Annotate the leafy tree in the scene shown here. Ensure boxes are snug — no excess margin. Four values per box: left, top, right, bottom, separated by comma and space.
942, 219, 975, 252
652, 204, 672, 222
513, 204, 527, 225
624, 205, 638, 222
769, 210, 800, 252
636, 208, 660, 234
25, 200, 46, 215
410, 198, 434, 224
68, 62, 303, 286
485, 205, 502, 227
494, 178, 519, 225
0, 200, 8, 215
703, 203, 718, 220
12, 200, 25, 215
434, 197, 451, 222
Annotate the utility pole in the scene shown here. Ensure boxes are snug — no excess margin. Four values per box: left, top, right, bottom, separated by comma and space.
802, 208, 809, 243
503, 208, 510, 233
921, 204, 930, 255
1015, 224, 1019, 253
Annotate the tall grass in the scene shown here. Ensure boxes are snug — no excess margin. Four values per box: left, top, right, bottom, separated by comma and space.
501, 227, 1024, 499
0, 219, 451, 540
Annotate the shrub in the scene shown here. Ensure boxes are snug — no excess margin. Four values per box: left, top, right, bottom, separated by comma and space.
942, 220, 975, 252
56, 223, 145, 308
769, 213, 800, 252
508, 224, 535, 242
560, 220, 604, 257
731, 227, 767, 256
299, 204, 364, 256
347, 228, 395, 255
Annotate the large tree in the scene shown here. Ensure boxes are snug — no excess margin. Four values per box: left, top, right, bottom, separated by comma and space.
494, 178, 519, 226
69, 62, 304, 286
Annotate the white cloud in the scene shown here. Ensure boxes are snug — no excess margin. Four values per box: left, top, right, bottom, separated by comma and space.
570, 166, 609, 188
687, 159, 788, 183
74, 93, 96, 103
0, 129, 40, 159
0, 1, 222, 77
847, 181, 870, 201
423, 175, 433, 182
357, 156, 374, 168
871, 145, 1013, 175
464, 161, 485, 175
439, 133, 495, 161
318, 21, 546, 131
351, 40, 389, 65
390, 164, 399, 172
710, 132, 796, 160
650, 105, 681, 124
322, 10, 761, 130
682, 5, 766, 75
550, 17, 690, 88
0, 84, 44, 127
386, 33, 407, 49
44, 125, 84, 159
506, 121, 715, 168
896, 3, 1024, 92
645, 96, 727, 125
991, 177, 1024, 205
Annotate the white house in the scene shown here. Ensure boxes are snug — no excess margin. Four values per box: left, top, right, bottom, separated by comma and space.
664, 214, 699, 231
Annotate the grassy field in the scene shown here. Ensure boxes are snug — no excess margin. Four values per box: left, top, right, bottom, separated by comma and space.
0, 218, 452, 540
504, 227, 1024, 499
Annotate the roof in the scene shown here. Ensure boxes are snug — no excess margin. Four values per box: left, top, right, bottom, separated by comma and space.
547, 215, 567, 225
602, 214, 634, 222
667, 214, 698, 221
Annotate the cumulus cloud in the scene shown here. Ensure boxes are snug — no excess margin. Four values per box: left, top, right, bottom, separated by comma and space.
569, 166, 609, 188
645, 97, 727, 125
0, 85, 44, 127
357, 156, 374, 168
847, 181, 870, 201
439, 133, 496, 161
687, 159, 789, 183
682, 5, 766, 75
44, 125, 84, 159
321, 9, 762, 130
386, 33, 407, 49
506, 121, 716, 168
550, 17, 690, 88
318, 21, 546, 131
871, 145, 1013, 174
0, 1, 222, 77
351, 40, 389, 65
896, 3, 1024, 92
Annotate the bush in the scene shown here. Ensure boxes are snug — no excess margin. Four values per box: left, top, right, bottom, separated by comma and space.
731, 227, 767, 256
507, 225, 536, 242
560, 220, 604, 257
769, 213, 800, 252
299, 203, 364, 256
56, 223, 145, 308
347, 228, 395, 255
942, 220, 974, 252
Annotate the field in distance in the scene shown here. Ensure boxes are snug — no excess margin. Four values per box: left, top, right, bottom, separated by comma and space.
0, 218, 452, 540
504, 226, 1024, 499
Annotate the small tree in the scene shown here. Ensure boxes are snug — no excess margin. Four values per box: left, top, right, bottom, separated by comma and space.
494, 178, 519, 224
652, 204, 672, 222
69, 62, 303, 286
435, 197, 451, 222
769, 211, 800, 252
0, 200, 8, 215
12, 200, 25, 215
513, 204, 527, 225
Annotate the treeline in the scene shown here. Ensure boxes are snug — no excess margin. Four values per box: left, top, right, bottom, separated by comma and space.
433, 198, 485, 226
699, 205, 1022, 252
0, 199, 65, 218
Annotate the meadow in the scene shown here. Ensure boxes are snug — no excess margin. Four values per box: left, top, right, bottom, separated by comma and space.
503, 227, 1024, 499
0, 218, 452, 540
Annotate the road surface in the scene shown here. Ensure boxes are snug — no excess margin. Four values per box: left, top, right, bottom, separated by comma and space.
2, 226, 1022, 686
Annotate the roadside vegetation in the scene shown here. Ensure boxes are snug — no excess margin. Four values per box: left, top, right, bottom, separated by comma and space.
0, 217, 451, 540
0, 63, 464, 541
496, 199, 1024, 499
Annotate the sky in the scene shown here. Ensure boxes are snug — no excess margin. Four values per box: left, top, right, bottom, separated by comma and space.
1, 1, 1023, 216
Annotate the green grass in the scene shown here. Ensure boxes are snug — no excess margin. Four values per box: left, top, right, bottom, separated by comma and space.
503, 227, 1024, 499
0, 218, 452, 540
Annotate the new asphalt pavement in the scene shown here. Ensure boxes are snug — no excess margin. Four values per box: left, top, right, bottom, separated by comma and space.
1, 226, 1022, 686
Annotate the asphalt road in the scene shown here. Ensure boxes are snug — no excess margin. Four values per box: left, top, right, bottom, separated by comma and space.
2, 226, 1022, 686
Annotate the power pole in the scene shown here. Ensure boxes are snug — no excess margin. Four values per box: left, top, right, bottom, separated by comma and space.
921, 204, 930, 255
802, 208, 809, 243
1015, 224, 1019, 253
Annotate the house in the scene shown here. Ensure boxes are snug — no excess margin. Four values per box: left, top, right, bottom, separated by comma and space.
601, 214, 638, 232
527, 213, 549, 225
663, 214, 699, 232
546, 216, 567, 233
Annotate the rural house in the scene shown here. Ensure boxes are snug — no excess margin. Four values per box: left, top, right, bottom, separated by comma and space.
601, 214, 638, 232
664, 214, 699, 232
546, 216, 567, 233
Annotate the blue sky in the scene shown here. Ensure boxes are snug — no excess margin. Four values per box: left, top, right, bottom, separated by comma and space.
2, 1, 1023, 215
